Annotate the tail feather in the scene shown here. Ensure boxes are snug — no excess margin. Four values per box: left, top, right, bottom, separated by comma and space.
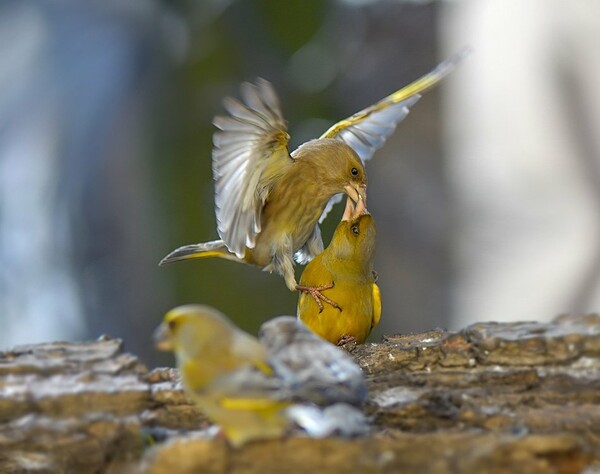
159, 240, 241, 265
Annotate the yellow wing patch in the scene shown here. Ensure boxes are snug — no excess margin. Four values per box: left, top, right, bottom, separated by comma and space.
320, 49, 470, 140
372, 283, 381, 329
255, 360, 273, 376
219, 397, 289, 412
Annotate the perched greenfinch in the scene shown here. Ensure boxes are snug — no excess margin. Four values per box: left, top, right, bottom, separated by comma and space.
297, 196, 380, 345
160, 52, 466, 307
154, 305, 369, 447
154, 304, 288, 447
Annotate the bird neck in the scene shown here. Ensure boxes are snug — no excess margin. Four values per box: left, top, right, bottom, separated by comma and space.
322, 236, 374, 279
180, 357, 217, 392
285, 159, 342, 205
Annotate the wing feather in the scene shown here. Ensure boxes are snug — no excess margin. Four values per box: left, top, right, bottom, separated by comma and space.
293, 224, 324, 264
320, 49, 469, 162
318, 50, 470, 223
213, 78, 292, 257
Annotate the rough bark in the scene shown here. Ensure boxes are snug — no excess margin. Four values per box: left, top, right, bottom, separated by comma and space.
1, 315, 599, 473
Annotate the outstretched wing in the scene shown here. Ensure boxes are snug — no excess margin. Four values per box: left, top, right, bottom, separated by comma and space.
213, 78, 293, 258
318, 49, 470, 223
320, 50, 469, 161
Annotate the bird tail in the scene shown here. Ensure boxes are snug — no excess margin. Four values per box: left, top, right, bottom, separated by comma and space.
159, 240, 242, 265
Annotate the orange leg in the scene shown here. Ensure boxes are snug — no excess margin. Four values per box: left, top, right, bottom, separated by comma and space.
295, 283, 342, 313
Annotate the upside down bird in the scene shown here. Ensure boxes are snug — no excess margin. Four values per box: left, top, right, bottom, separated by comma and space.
160, 52, 467, 307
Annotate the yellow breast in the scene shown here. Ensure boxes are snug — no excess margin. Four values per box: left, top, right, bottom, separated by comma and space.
298, 279, 377, 344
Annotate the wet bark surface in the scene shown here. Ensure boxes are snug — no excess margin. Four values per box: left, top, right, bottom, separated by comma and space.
1, 314, 599, 473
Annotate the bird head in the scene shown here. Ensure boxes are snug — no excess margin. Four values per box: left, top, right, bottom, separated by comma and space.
293, 138, 367, 205
339, 147, 367, 208
154, 304, 270, 376
328, 197, 376, 268
154, 304, 235, 360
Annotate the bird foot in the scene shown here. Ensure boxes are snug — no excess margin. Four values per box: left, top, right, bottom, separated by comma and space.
295, 283, 342, 313
337, 335, 357, 346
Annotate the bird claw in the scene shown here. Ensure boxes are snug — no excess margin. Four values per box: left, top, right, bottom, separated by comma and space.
296, 283, 342, 312
337, 334, 357, 346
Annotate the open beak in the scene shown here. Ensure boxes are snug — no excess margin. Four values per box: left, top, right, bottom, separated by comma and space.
341, 196, 355, 221
153, 323, 173, 351
341, 190, 369, 222
354, 195, 368, 216
343, 183, 366, 206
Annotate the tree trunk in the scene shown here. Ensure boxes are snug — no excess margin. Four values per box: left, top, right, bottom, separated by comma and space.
1, 314, 599, 473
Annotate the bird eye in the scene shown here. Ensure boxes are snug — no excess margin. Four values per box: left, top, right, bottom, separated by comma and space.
351, 167, 359, 176
351, 225, 359, 236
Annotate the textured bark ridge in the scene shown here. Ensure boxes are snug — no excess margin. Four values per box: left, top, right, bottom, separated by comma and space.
1, 315, 599, 473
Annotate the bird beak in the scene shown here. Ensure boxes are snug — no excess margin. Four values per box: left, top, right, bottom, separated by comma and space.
341, 196, 355, 221
341, 191, 369, 221
343, 183, 367, 206
153, 323, 173, 351
354, 195, 368, 216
